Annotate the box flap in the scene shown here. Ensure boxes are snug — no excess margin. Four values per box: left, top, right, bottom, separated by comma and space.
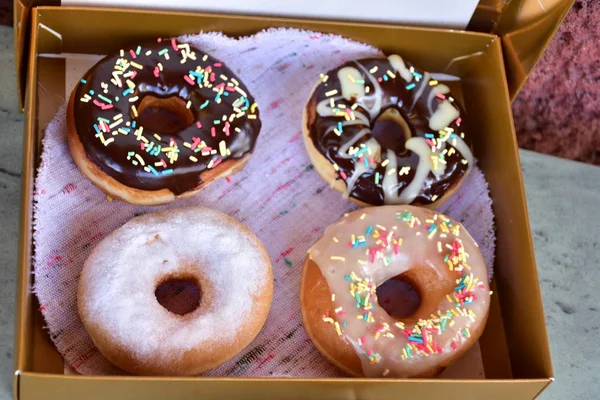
13, 0, 575, 110
62, 0, 481, 28
467, 0, 512, 33
18, 372, 553, 400
497, 0, 575, 99
13, 0, 60, 111
13, 370, 20, 400
13, 0, 28, 112
12, 0, 482, 111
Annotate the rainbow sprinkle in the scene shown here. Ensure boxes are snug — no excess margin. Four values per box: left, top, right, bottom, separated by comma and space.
76, 38, 259, 181
321, 210, 488, 374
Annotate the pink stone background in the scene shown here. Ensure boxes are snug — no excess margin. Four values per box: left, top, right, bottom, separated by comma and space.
512, 0, 599, 165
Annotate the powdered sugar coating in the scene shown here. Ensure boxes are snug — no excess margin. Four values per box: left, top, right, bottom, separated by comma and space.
78, 207, 272, 371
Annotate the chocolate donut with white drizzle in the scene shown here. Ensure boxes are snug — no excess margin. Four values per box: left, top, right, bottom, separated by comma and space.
303, 55, 473, 207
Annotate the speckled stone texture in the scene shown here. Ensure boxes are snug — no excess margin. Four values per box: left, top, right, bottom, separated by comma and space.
512, 0, 600, 165
0, 25, 23, 399
520, 151, 600, 400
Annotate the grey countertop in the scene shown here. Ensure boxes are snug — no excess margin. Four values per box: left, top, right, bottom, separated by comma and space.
0, 26, 599, 399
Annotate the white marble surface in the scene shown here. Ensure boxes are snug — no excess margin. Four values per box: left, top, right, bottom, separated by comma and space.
0, 26, 599, 399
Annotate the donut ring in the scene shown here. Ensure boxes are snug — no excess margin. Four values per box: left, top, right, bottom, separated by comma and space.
78, 207, 273, 376
300, 206, 490, 378
68, 38, 261, 206
303, 55, 473, 207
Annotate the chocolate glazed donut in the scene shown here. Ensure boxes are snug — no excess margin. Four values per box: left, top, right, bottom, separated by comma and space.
67, 38, 260, 205
303, 55, 473, 207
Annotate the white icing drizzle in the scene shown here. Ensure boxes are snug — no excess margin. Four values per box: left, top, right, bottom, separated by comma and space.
382, 149, 400, 204
364, 137, 382, 161
354, 62, 383, 119
316, 96, 343, 117
337, 62, 386, 196
388, 54, 413, 82
316, 62, 386, 197
451, 135, 474, 169
409, 72, 430, 112
395, 138, 439, 204
390, 92, 470, 203
426, 83, 473, 168
429, 101, 459, 131
352, 110, 371, 125
343, 161, 369, 199
313, 55, 474, 205
323, 119, 366, 136
342, 138, 381, 198
427, 83, 450, 114
337, 128, 371, 159
337, 67, 365, 101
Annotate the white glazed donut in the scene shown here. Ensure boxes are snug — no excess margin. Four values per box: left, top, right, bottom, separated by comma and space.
78, 207, 273, 376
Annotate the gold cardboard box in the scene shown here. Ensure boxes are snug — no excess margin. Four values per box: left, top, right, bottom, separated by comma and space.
499, 0, 574, 98
14, 6, 556, 400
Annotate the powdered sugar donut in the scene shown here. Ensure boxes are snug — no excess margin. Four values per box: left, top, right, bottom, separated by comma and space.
78, 207, 273, 376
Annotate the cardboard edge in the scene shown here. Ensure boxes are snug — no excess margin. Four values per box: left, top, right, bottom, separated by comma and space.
457, 34, 554, 379
12, 0, 19, 57
13, 7, 40, 385
487, 34, 555, 378
479, 39, 525, 378
13, 370, 20, 400
17, 371, 554, 384
533, 378, 555, 399
503, 0, 575, 100
14, 0, 30, 112
478, 281, 513, 379
494, 0, 523, 33
467, 0, 514, 33
504, 124, 555, 379
41, 5, 500, 39
500, 37, 525, 101
17, 372, 554, 400
12, 0, 19, 109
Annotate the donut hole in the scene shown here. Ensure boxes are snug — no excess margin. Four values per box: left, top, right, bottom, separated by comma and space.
155, 278, 201, 316
376, 274, 421, 318
371, 107, 412, 156
137, 95, 195, 135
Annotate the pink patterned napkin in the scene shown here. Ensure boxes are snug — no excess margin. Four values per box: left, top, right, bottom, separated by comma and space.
33, 28, 495, 377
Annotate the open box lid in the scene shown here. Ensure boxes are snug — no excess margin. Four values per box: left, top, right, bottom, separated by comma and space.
13, 0, 574, 111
